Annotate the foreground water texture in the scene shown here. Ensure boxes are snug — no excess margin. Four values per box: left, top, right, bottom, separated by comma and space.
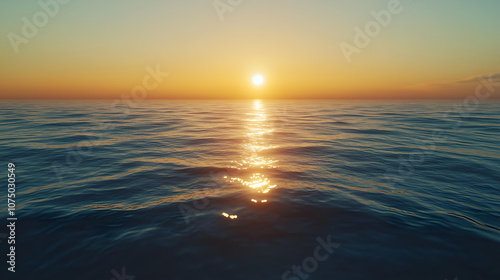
0, 100, 499, 280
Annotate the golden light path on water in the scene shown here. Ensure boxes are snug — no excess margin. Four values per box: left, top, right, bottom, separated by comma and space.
221, 100, 278, 220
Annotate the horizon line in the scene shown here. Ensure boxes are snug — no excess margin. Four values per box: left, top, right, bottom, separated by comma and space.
1, 97, 499, 101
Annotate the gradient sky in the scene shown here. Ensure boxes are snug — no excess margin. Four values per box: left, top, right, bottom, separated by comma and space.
1, 0, 499, 99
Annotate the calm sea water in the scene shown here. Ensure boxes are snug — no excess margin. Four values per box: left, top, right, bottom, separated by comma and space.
0, 100, 499, 280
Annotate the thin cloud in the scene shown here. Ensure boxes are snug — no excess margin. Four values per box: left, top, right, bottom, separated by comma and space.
402, 73, 500, 98
455, 73, 500, 84
414, 72, 500, 88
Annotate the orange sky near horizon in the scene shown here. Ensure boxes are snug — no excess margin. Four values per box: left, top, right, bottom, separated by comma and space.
1, 0, 499, 99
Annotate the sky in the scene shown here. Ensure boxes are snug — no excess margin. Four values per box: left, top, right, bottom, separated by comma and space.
1, 0, 499, 99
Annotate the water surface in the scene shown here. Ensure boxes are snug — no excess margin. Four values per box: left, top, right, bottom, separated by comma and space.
0, 100, 499, 280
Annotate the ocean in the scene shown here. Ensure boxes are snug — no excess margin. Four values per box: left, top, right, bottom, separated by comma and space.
0, 99, 499, 280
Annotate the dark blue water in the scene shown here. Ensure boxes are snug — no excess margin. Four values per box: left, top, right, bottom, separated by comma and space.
0, 100, 499, 280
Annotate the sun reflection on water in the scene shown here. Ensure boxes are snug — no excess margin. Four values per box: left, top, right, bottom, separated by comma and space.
221, 100, 279, 219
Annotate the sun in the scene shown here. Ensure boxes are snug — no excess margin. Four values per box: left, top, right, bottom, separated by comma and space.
252, 74, 265, 86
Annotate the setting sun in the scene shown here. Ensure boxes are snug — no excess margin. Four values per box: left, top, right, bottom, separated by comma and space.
252, 74, 265, 86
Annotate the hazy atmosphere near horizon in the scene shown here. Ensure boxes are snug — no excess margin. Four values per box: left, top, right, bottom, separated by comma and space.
1, 1, 500, 280
1, 0, 500, 99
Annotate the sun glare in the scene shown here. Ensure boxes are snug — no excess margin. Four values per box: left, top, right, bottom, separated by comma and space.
252, 74, 265, 86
